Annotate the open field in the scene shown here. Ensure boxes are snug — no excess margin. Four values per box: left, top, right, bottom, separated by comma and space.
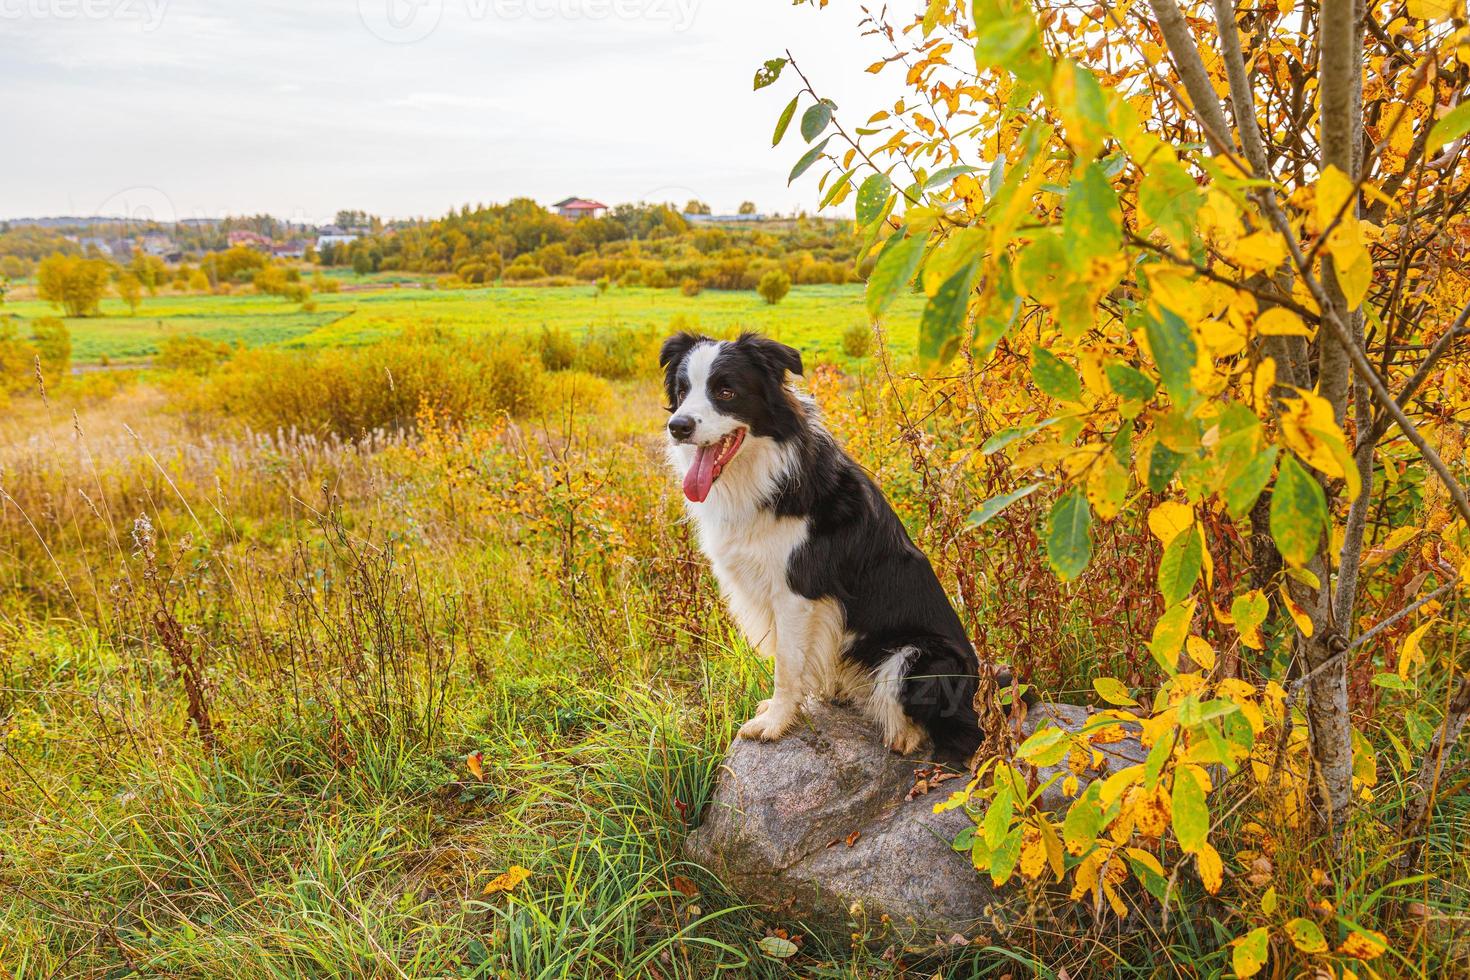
4, 283, 927, 365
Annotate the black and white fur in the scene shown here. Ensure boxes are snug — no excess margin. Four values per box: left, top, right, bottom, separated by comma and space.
661, 331, 985, 759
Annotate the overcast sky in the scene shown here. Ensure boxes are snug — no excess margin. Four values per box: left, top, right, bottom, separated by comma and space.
1, 0, 905, 222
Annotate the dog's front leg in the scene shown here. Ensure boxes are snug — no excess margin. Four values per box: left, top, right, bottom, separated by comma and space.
737, 595, 837, 741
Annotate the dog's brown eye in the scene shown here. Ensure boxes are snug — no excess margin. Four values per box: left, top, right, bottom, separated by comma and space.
716, 388, 736, 401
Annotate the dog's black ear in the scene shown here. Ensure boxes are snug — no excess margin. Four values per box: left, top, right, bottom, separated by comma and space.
659, 332, 702, 371
739, 332, 803, 379
659, 332, 703, 409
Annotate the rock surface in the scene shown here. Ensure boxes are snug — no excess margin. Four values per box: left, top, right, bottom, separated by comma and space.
685, 699, 1145, 940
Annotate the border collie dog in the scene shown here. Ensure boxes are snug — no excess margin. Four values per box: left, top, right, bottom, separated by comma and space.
661, 331, 984, 759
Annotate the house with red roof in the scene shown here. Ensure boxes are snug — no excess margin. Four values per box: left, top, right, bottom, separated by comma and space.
553, 197, 608, 220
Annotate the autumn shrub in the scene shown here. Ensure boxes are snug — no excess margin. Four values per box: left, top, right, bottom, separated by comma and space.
0, 319, 38, 397
170, 330, 552, 436
156, 334, 234, 375
30, 317, 70, 384
840, 322, 872, 359
538, 325, 577, 372
680, 277, 702, 297
757, 268, 790, 305
572, 327, 660, 381
503, 261, 546, 282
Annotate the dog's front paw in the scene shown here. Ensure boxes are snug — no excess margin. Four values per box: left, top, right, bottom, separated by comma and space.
738, 702, 798, 741
885, 722, 926, 756
752, 698, 772, 716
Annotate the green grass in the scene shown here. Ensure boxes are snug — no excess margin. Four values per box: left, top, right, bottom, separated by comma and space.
5, 283, 927, 365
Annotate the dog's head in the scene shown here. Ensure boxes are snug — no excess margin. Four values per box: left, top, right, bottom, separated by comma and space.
658, 331, 805, 503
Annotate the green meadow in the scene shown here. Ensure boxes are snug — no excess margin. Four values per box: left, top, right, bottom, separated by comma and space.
6, 283, 927, 365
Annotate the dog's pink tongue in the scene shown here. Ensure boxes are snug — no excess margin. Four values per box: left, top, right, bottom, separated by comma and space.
683, 444, 720, 503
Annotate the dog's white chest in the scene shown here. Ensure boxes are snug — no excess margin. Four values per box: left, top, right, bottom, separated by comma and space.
697, 509, 807, 600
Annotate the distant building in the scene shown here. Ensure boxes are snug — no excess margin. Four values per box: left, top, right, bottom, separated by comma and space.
74, 236, 115, 257
227, 230, 272, 250
315, 233, 358, 250
553, 197, 608, 220
272, 240, 307, 259
142, 233, 178, 258
108, 238, 135, 261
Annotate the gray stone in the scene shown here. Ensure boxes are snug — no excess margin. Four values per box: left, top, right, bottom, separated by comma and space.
685, 699, 1145, 940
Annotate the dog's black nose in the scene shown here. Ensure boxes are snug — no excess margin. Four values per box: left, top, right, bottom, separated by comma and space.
668, 415, 696, 441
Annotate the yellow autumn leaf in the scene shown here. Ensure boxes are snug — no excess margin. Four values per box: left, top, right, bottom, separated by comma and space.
1397, 620, 1434, 679
1278, 388, 1361, 500
1253, 357, 1277, 415
1280, 589, 1314, 637
1338, 928, 1389, 960
1020, 827, 1048, 880
1232, 230, 1288, 274
483, 865, 532, 895
1407, 0, 1457, 18
1131, 783, 1172, 838
1196, 841, 1224, 894
1148, 501, 1194, 545
1255, 307, 1315, 338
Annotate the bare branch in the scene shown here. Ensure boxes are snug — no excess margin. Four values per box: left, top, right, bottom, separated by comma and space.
1146, 0, 1235, 155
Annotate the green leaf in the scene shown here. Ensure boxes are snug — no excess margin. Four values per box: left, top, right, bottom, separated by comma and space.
1232, 926, 1271, 978
772, 94, 800, 146
1270, 454, 1326, 568
984, 783, 1014, 848
1144, 307, 1197, 400
1092, 677, 1138, 707
1231, 590, 1268, 637
918, 259, 979, 363
788, 136, 831, 184
923, 164, 980, 189
800, 102, 832, 143
1428, 101, 1470, 150
855, 173, 893, 226
1284, 917, 1328, 954
1047, 488, 1093, 581
864, 232, 926, 317
1017, 724, 1072, 766
1105, 362, 1156, 402
1142, 732, 1172, 788
1062, 782, 1104, 853
1157, 527, 1203, 605
1149, 600, 1193, 673
753, 58, 786, 90
1224, 446, 1277, 520
758, 936, 798, 959
969, 483, 1042, 527
1138, 159, 1201, 245
1062, 162, 1121, 264
1170, 767, 1208, 853
1147, 443, 1184, 493
981, 417, 1056, 455
972, 16, 1037, 72
1031, 346, 1082, 402
990, 825, 1024, 887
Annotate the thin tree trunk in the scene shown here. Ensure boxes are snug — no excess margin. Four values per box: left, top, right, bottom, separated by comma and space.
1301, 0, 1365, 831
